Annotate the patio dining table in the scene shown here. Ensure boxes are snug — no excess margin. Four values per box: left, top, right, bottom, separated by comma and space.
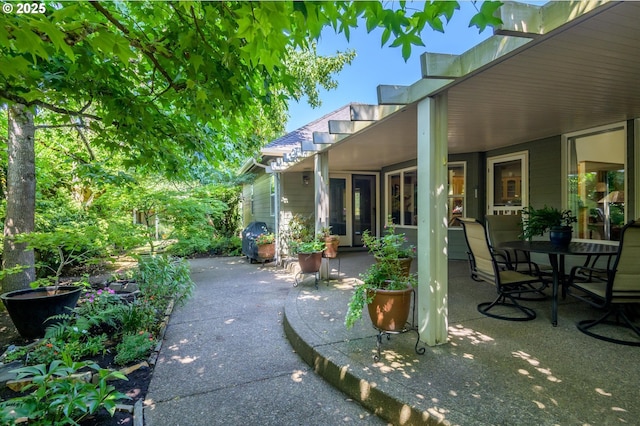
498, 240, 619, 326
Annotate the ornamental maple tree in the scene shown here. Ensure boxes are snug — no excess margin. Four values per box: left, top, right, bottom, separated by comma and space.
1, 1, 501, 291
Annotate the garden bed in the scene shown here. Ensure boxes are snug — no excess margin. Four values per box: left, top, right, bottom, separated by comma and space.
0, 255, 192, 425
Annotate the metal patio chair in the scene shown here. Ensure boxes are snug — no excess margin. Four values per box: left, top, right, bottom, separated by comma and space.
485, 214, 551, 276
567, 219, 640, 346
460, 218, 547, 321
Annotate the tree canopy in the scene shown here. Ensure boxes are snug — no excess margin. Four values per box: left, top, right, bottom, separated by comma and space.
1, 1, 501, 172
1, 0, 502, 291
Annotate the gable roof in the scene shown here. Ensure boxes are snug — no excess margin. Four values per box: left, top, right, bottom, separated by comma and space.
261, 103, 355, 157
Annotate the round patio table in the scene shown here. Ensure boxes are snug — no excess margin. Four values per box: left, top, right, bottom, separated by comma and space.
498, 240, 619, 326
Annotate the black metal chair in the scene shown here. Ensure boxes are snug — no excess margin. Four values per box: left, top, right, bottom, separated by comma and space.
567, 219, 640, 346
460, 218, 547, 321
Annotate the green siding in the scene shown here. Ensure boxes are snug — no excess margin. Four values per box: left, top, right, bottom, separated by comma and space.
242, 169, 275, 232
486, 136, 562, 210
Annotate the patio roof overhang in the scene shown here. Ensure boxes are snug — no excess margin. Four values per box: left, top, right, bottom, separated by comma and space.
279, 0, 640, 173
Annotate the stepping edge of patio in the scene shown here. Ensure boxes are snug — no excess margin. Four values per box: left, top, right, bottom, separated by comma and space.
283, 284, 444, 426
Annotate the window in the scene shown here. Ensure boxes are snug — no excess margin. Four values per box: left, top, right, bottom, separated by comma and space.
448, 162, 466, 227
386, 168, 417, 226
269, 176, 276, 217
566, 124, 626, 241
386, 165, 465, 227
487, 152, 528, 216
250, 184, 254, 215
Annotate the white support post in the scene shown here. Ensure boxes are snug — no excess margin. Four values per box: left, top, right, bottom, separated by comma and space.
274, 172, 281, 265
417, 95, 449, 346
315, 152, 330, 278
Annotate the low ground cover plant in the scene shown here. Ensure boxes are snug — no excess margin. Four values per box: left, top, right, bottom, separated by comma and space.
0, 254, 195, 424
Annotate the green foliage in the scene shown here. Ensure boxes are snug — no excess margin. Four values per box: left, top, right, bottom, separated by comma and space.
293, 240, 326, 254
281, 213, 315, 254
114, 331, 156, 366
135, 255, 195, 307
521, 205, 578, 240
345, 243, 416, 329
361, 217, 416, 260
210, 235, 242, 256
116, 300, 158, 336
255, 233, 275, 245
14, 335, 109, 366
0, 355, 129, 425
469, 1, 504, 33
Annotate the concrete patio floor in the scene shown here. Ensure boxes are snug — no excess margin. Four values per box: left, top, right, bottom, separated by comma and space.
284, 252, 640, 425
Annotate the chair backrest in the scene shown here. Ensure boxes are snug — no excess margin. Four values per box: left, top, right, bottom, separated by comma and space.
460, 218, 495, 282
485, 214, 522, 248
609, 220, 640, 301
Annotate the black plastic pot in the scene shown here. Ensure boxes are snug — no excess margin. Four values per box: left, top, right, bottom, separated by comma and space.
1, 286, 82, 338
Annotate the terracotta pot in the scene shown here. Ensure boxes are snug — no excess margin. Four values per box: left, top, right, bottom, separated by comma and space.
323, 236, 340, 259
1, 286, 82, 338
257, 242, 275, 260
297, 251, 323, 273
366, 286, 413, 332
375, 256, 413, 276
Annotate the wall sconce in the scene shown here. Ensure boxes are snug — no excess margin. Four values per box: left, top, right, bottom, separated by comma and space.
302, 174, 310, 186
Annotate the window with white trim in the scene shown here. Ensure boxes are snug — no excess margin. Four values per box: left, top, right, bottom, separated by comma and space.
448, 162, 466, 227
386, 168, 417, 227
566, 124, 626, 241
269, 175, 276, 217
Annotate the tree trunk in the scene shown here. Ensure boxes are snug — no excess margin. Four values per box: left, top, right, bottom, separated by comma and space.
2, 104, 36, 293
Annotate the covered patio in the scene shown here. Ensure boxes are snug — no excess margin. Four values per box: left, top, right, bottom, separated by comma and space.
284, 252, 640, 425
266, 1, 640, 348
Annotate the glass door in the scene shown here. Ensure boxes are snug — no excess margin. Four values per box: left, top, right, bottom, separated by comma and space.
487, 151, 528, 216
329, 176, 349, 246
353, 175, 376, 246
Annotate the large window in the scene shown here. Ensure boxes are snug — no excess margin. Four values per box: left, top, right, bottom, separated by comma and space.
386, 168, 417, 226
386, 165, 466, 228
567, 124, 626, 241
448, 162, 466, 227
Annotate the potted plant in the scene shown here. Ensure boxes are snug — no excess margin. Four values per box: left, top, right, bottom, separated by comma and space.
522, 205, 577, 246
361, 217, 415, 276
0, 227, 96, 338
255, 232, 275, 261
345, 260, 417, 331
320, 226, 340, 259
293, 239, 325, 273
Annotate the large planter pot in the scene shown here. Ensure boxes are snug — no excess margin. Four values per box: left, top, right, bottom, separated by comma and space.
257, 242, 275, 261
323, 236, 340, 259
374, 256, 413, 276
0, 286, 82, 338
367, 286, 413, 332
297, 251, 323, 273
549, 226, 572, 247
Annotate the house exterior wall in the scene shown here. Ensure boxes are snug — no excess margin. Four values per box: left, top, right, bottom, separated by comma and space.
486, 136, 562, 211
448, 152, 484, 260
278, 171, 316, 254
242, 169, 275, 232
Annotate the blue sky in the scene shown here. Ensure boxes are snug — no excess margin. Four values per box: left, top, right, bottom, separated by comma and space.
285, 2, 494, 132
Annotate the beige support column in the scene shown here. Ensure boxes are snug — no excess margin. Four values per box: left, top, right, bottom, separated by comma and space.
315, 152, 330, 278
417, 95, 449, 346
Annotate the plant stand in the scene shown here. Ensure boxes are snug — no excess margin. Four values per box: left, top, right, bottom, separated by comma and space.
324, 252, 341, 282
293, 252, 323, 289
372, 290, 426, 361
293, 270, 319, 289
